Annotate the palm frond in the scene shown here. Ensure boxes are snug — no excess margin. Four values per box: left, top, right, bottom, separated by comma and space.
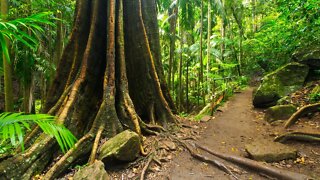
0, 112, 77, 153
0, 12, 55, 64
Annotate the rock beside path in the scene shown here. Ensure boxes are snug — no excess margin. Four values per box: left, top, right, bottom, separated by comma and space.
264, 105, 297, 123
73, 160, 110, 180
253, 63, 309, 108
293, 49, 320, 69
98, 130, 141, 163
245, 140, 297, 162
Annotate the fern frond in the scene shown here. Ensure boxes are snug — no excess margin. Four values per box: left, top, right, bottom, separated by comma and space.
0, 112, 77, 153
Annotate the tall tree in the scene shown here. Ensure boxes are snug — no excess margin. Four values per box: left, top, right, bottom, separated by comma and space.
206, 0, 212, 92
0, 0, 175, 179
168, 0, 178, 93
199, 0, 205, 105
1, 0, 14, 111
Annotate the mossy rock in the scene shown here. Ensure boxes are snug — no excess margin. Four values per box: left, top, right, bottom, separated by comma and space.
276, 96, 291, 105
73, 160, 110, 180
253, 63, 309, 108
98, 130, 141, 163
245, 140, 297, 162
264, 105, 297, 123
293, 49, 320, 69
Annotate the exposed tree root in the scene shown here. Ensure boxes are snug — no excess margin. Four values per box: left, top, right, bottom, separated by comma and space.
274, 131, 320, 143
0, 135, 55, 179
168, 135, 238, 179
195, 143, 312, 180
43, 133, 94, 179
89, 124, 105, 164
21, 150, 51, 180
47, 85, 72, 115
284, 102, 320, 128
140, 152, 155, 180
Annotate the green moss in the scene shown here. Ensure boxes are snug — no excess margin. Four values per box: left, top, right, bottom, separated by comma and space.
253, 63, 309, 107
264, 105, 297, 123
309, 85, 320, 103
98, 130, 140, 163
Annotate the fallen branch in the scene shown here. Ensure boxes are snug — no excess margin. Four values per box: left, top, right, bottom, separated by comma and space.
274, 131, 320, 143
195, 143, 312, 180
284, 102, 320, 128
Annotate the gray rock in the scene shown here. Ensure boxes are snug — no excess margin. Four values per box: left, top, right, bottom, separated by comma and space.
73, 160, 110, 180
293, 49, 320, 69
264, 105, 297, 123
253, 63, 309, 108
98, 130, 141, 163
245, 140, 297, 162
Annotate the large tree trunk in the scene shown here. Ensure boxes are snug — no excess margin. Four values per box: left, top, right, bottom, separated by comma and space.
0, 0, 175, 179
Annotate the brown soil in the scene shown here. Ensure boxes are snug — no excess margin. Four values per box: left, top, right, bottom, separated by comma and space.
164, 88, 320, 179
72, 87, 319, 180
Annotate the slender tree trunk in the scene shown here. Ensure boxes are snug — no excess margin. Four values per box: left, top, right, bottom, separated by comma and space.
186, 58, 189, 112
199, 0, 205, 105
1, 0, 14, 112
168, 0, 178, 93
220, 21, 225, 62
23, 0, 34, 114
178, 24, 183, 113
252, 0, 257, 33
230, 6, 243, 76
206, 1, 212, 93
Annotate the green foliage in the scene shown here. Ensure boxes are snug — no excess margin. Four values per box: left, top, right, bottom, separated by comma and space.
0, 12, 55, 63
309, 92, 320, 103
0, 112, 77, 153
243, 0, 320, 75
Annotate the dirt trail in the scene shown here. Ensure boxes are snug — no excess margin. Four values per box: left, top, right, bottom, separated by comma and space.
166, 88, 320, 179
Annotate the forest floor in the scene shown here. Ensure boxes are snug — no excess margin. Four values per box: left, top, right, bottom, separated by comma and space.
164, 87, 320, 179
107, 87, 320, 179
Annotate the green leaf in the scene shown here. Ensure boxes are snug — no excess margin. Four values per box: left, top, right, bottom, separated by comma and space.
0, 34, 10, 64
0, 112, 77, 153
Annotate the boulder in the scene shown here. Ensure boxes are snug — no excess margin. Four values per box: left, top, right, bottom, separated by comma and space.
73, 160, 110, 180
245, 140, 297, 162
253, 63, 309, 108
98, 130, 140, 163
264, 105, 297, 123
293, 49, 320, 69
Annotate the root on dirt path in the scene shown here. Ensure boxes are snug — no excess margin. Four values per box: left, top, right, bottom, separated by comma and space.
274, 131, 320, 143
195, 143, 312, 180
168, 135, 239, 179
285, 102, 320, 128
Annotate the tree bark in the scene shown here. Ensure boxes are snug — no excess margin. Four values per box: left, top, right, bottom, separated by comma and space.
199, 0, 205, 105
168, 1, 178, 95
206, 1, 212, 93
0, 0, 175, 178
1, 0, 14, 112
